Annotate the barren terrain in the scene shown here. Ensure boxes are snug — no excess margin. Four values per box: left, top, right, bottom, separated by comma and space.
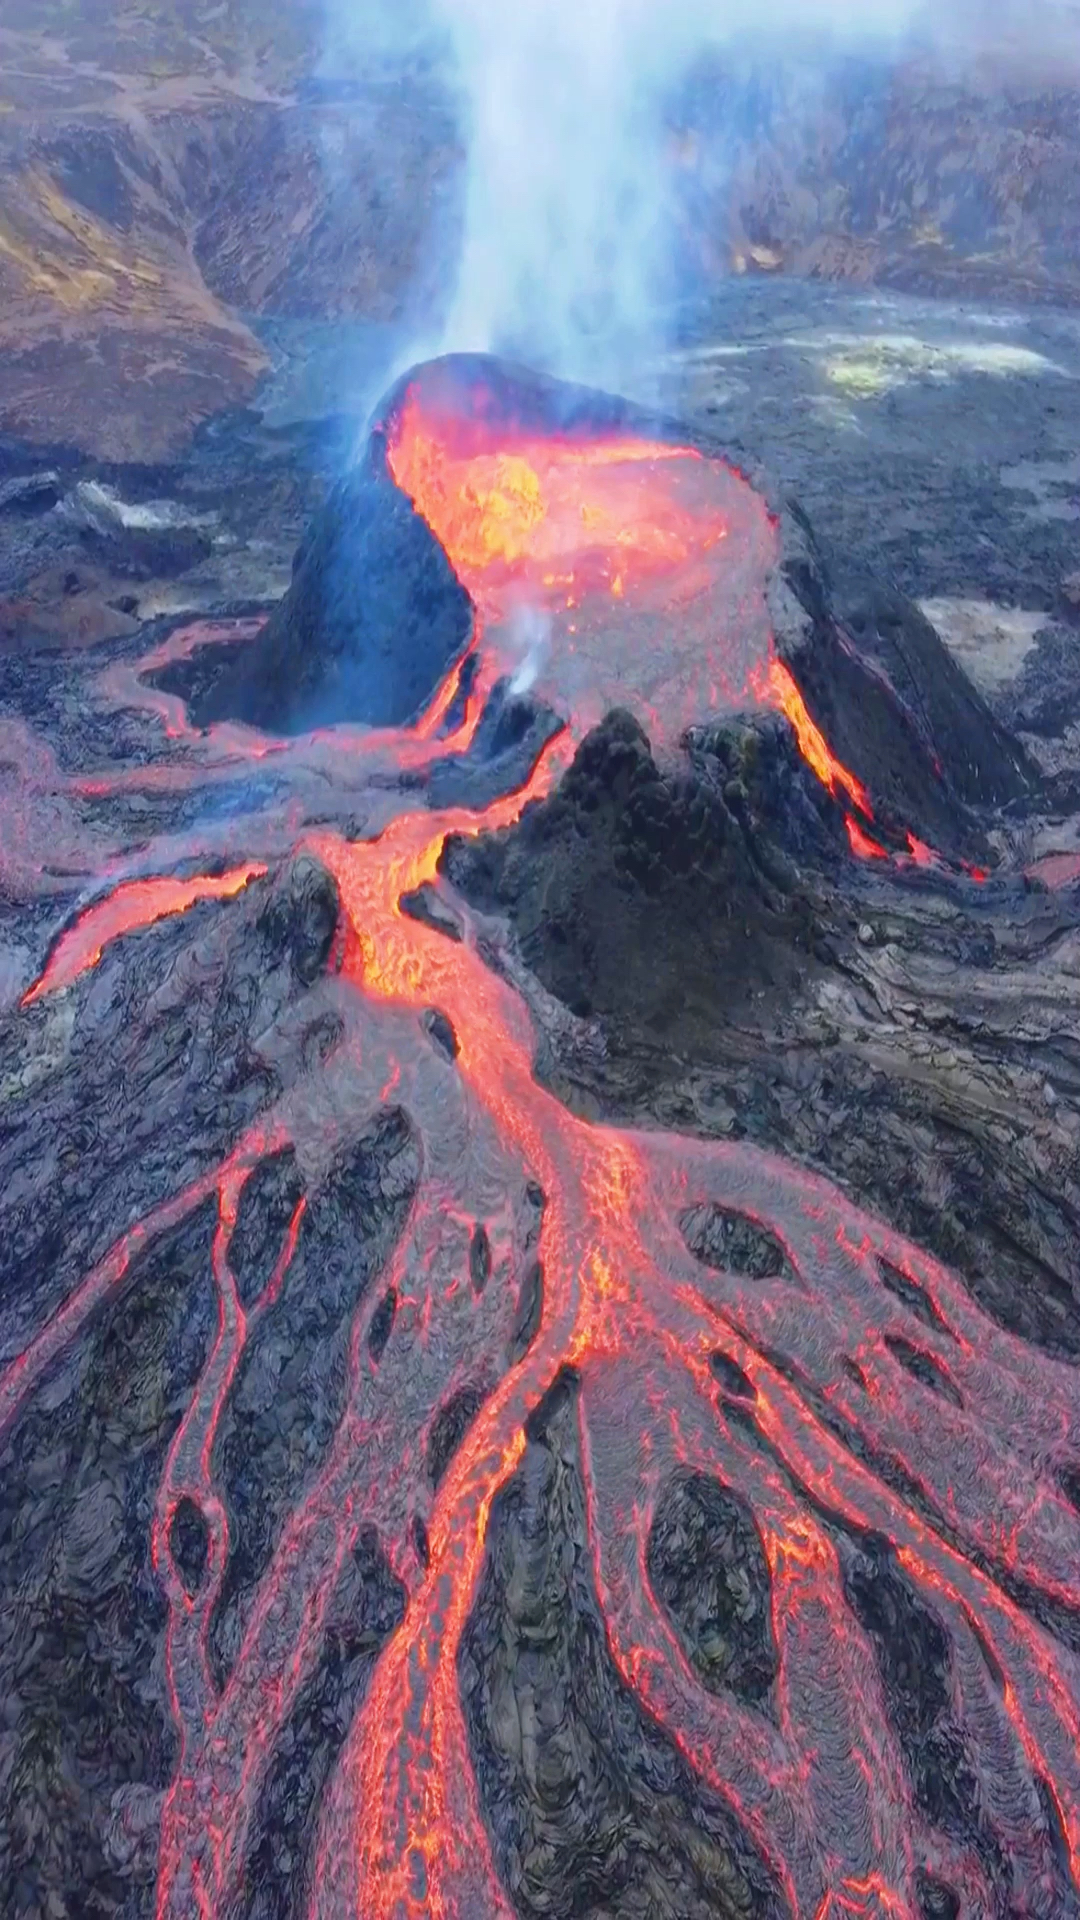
3, 4, 1080, 457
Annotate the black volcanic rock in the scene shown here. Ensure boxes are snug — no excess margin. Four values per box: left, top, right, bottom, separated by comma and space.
0, 1205, 219, 1918
646, 1471, 779, 1706
230, 1146, 307, 1310
460, 1371, 784, 1920
0, 853, 338, 1363
427, 674, 565, 811
680, 1203, 789, 1281
768, 502, 1034, 848
256, 850, 340, 986
0, 471, 62, 516
442, 705, 820, 1043
172, 447, 473, 735
206, 1111, 421, 1692
60, 482, 214, 581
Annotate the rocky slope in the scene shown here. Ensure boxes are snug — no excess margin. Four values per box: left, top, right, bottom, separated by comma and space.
0, 8, 455, 457
2, 5, 1080, 458
677, 29, 1080, 305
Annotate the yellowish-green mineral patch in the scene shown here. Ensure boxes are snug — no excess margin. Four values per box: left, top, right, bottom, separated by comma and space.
821, 332, 1061, 396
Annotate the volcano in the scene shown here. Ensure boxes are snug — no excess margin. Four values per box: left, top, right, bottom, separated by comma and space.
1, 356, 1079, 1920
168, 355, 1029, 866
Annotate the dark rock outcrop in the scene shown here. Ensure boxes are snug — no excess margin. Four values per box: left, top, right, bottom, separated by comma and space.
0, 853, 337, 1362
207, 1111, 421, 1690
0, 1206, 218, 1919
442, 704, 820, 1040
768, 500, 1034, 844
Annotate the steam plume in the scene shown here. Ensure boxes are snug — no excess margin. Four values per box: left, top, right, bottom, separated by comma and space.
435, 0, 926, 379
328, 0, 1080, 382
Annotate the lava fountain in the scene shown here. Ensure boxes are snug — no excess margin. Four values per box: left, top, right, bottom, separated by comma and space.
3, 362, 1074, 1920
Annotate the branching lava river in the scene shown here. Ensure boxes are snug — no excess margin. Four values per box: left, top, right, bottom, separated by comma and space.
2, 369, 1078, 1920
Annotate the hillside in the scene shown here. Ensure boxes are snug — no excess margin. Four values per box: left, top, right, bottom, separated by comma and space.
2, 5, 1080, 457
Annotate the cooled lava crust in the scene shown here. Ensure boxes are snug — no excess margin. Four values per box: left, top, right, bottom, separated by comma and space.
0, 355, 1077, 1920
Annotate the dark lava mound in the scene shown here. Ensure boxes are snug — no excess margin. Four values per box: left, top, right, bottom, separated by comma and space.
154, 443, 473, 735
441, 704, 819, 1042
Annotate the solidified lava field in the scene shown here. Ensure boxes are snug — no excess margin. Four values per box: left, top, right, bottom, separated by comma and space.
1, 356, 1079, 1920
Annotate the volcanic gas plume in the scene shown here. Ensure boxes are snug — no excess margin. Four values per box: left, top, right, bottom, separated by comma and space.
1, 362, 1076, 1920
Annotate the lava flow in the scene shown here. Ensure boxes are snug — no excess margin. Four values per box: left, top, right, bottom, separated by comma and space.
5, 371, 1079, 1920
22, 862, 267, 1004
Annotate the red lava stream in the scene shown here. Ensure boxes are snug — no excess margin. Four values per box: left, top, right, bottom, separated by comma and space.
6, 381, 1079, 1920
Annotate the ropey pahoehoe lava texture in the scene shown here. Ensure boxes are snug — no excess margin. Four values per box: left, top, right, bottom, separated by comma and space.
1, 356, 1078, 1920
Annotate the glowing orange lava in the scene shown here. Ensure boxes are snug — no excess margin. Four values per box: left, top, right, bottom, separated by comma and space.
845, 816, 889, 861
387, 384, 714, 611
760, 658, 872, 813
22, 862, 267, 1003
904, 832, 940, 870
387, 380, 882, 849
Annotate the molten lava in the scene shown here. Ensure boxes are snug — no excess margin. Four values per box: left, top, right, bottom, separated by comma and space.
760, 659, 871, 814
5, 369, 1077, 1920
387, 384, 711, 609
22, 863, 267, 1003
385, 380, 881, 845
845, 816, 890, 862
